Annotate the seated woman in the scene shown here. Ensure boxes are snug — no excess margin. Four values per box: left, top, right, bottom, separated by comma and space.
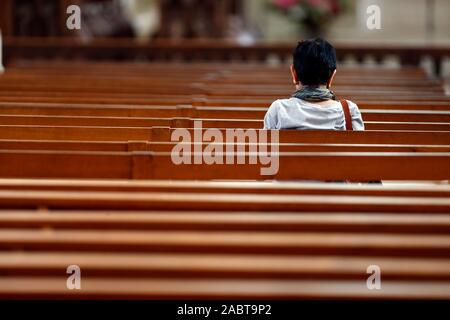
264, 38, 365, 131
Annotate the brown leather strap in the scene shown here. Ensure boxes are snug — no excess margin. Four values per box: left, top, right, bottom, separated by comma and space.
340, 99, 353, 131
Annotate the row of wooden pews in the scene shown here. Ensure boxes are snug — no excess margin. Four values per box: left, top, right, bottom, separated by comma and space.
0, 61, 449, 299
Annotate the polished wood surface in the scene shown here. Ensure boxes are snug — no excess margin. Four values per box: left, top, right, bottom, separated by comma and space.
0, 61, 449, 299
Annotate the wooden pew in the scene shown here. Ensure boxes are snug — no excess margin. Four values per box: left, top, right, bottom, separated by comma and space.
200, 97, 450, 108
0, 224, 449, 256
2, 140, 450, 153
0, 150, 449, 181
2, 102, 450, 119
1, 191, 447, 299
4, 37, 448, 76
1, 251, 449, 279
4, 87, 439, 100
0, 79, 445, 96
1, 277, 449, 299
1, 179, 450, 197
0, 115, 449, 131
1, 63, 449, 108
1, 61, 449, 301
4, 61, 433, 80
2, 210, 450, 233
1, 127, 449, 145
2, 103, 450, 122
1, 187, 450, 212
0, 181, 449, 299
0, 93, 448, 108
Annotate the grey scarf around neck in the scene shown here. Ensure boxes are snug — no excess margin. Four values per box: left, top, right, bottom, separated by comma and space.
292, 86, 336, 102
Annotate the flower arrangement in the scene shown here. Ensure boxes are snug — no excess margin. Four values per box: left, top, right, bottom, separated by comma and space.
270, 0, 349, 36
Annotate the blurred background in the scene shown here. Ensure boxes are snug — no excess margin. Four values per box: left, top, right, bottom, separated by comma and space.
0, 0, 449, 79
2, 0, 449, 42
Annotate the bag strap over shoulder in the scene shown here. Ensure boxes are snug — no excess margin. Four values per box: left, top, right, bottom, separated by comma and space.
340, 99, 353, 131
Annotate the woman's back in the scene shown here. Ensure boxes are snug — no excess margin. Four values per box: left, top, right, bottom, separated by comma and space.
264, 97, 365, 130
263, 38, 365, 131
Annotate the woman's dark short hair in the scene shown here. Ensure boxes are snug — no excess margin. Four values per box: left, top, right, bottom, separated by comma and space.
293, 38, 337, 86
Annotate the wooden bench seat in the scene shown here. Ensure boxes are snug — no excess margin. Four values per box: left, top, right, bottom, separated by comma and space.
0, 115, 449, 131
199, 98, 450, 108
0, 75, 444, 92
1, 277, 449, 299
1, 89, 448, 101
1, 188, 450, 212
1, 179, 450, 197
1, 210, 450, 233
4, 61, 432, 79
0, 60, 449, 301
0, 81, 445, 96
1, 252, 449, 280
1, 102, 450, 120
2, 104, 450, 122
0, 226, 449, 256
0, 80, 443, 93
1, 127, 448, 144
0, 150, 449, 180
1, 93, 449, 107
1, 64, 449, 111
2, 139, 450, 153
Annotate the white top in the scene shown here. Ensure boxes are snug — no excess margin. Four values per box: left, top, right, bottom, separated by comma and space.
263, 98, 365, 131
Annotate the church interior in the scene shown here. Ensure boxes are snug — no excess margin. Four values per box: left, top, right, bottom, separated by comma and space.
0, 0, 449, 304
